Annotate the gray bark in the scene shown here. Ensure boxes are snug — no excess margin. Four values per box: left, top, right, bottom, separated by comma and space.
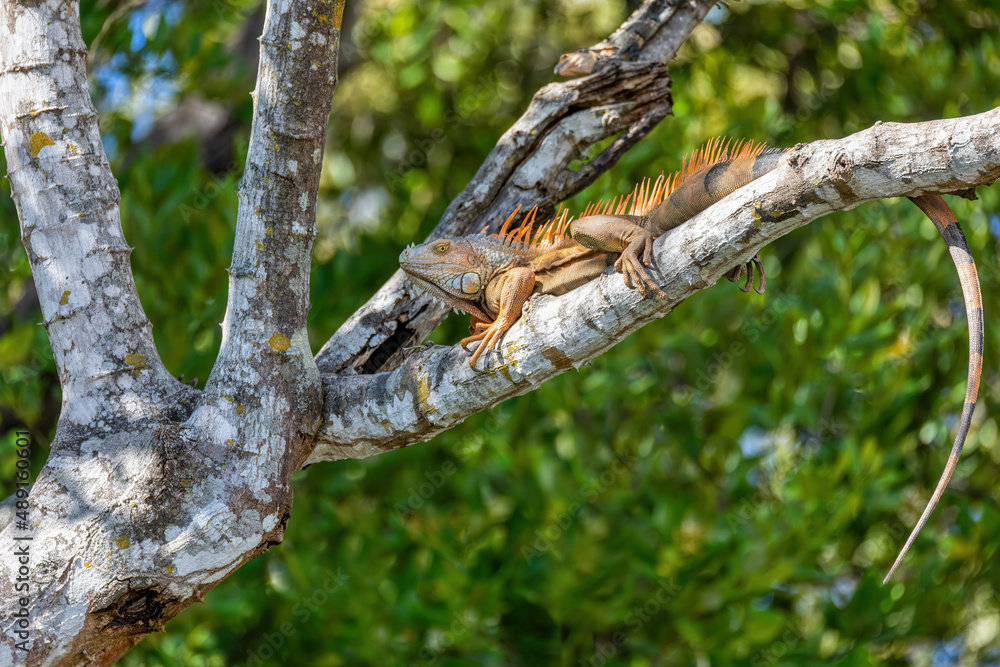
308, 110, 1000, 462
0, 0, 341, 663
1, 0, 997, 663
0, 0, 707, 662
313, 1, 720, 374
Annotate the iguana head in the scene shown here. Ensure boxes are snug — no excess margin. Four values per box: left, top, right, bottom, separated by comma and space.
399, 237, 492, 319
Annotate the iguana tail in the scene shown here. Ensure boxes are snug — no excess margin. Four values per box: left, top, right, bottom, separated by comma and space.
577, 140, 983, 580
883, 194, 984, 583
646, 153, 984, 564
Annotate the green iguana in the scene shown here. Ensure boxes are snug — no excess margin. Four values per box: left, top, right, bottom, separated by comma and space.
398, 137, 984, 583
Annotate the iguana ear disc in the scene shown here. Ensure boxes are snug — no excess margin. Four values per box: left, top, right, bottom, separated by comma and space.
461, 272, 482, 294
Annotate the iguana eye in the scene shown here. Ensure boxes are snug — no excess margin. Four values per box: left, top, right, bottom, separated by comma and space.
434, 243, 448, 253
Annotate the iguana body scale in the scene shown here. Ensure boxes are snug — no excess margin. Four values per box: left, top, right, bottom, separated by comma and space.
398, 137, 984, 583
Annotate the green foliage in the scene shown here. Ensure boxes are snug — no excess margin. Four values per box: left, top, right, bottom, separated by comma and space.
2, 0, 1000, 664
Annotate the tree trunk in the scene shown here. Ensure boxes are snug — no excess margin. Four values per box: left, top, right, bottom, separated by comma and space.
1, 0, 998, 664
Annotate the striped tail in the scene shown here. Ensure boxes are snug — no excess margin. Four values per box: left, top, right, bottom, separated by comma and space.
883, 194, 984, 584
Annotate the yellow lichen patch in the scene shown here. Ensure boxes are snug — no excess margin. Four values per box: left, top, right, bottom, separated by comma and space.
332, 0, 344, 28
265, 227, 274, 236
114, 536, 130, 550
124, 353, 146, 375
30, 132, 55, 158
257, 240, 264, 250
505, 340, 524, 358
269, 332, 290, 351
84, 562, 90, 568
417, 376, 436, 414
236, 404, 247, 417
752, 201, 764, 226
59, 290, 70, 305
167, 566, 174, 575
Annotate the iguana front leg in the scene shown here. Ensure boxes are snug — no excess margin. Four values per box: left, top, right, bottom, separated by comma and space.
460, 267, 535, 367
467, 312, 492, 335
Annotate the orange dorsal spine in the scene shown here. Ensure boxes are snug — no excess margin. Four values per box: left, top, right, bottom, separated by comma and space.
491, 137, 772, 248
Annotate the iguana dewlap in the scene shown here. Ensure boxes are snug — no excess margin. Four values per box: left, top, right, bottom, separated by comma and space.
398, 137, 984, 583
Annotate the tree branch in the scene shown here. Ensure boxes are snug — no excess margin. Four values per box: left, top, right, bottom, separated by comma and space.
642, 0, 718, 66
0, 0, 183, 422
313, 0, 707, 376
307, 108, 1000, 464
198, 0, 342, 470
0, 0, 343, 663
553, 0, 716, 77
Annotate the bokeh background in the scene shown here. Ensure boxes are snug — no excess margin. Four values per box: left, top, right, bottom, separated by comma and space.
3, 0, 1000, 664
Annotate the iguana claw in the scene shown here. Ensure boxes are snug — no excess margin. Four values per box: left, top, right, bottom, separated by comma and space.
615, 231, 670, 300
461, 318, 516, 368
726, 252, 766, 295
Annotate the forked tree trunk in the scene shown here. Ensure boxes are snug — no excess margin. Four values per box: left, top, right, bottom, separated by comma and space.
1, 0, 999, 665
